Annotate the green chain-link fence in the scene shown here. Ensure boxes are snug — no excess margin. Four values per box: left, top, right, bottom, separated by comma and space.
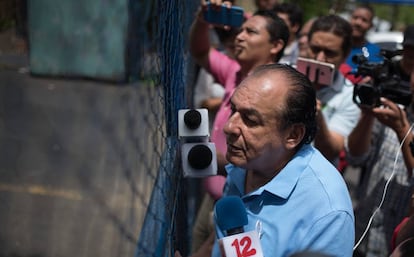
0, 0, 202, 256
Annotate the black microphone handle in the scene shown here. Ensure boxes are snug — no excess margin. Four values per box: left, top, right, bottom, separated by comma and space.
226, 227, 244, 236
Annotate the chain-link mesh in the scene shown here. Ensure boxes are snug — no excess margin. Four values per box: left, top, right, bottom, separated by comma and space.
0, 0, 196, 256
135, 0, 199, 257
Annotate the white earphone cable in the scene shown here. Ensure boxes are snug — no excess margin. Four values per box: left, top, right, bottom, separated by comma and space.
353, 123, 414, 251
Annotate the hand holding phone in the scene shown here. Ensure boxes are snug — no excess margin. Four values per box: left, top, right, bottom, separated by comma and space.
296, 57, 335, 86
203, 2, 244, 27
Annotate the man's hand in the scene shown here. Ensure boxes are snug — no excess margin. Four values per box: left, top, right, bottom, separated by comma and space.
200, 0, 234, 30
372, 97, 409, 135
201, 0, 233, 8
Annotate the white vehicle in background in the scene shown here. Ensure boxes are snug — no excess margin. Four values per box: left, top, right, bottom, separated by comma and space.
367, 30, 403, 51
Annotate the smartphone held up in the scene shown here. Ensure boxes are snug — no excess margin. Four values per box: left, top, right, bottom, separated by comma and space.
296, 57, 335, 86
203, 2, 244, 27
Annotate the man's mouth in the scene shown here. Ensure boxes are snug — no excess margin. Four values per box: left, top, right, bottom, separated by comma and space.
352, 26, 363, 33
234, 45, 244, 52
227, 144, 243, 153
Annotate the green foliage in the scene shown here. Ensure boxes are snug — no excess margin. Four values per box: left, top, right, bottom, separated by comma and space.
290, 0, 332, 20
373, 3, 414, 28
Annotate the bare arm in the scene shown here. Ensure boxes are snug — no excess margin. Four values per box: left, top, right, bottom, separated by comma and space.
373, 98, 414, 176
314, 115, 344, 161
189, 6, 212, 70
200, 97, 222, 112
348, 98, 414, 176
313, 99, 345, 162
347, 110, 376, 157
189, 1, 233, 70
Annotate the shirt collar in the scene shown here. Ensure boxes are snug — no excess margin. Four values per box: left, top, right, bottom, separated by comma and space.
225, 144, 314, 199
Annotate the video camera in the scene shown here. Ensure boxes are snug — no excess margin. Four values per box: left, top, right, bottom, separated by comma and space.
352, 49, 412, 108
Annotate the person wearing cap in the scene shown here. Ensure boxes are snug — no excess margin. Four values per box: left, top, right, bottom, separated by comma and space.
345, 24, 414, 257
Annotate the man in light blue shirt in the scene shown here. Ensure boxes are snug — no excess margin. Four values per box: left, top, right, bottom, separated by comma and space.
211, 63, 355, 257
213, 145, 354, 257
174, 63, 354, 257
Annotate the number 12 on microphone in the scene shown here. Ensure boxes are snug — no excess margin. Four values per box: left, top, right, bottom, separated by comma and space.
219, 230, 264, 257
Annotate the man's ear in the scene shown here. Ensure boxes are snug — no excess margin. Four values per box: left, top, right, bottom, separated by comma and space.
270, 39, 285, 55
285, 124, 305, 150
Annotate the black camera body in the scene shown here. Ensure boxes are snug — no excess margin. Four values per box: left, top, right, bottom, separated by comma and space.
352, 49, 412, 108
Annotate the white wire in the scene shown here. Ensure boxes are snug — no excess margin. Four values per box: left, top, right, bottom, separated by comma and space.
353, 123, 414, 251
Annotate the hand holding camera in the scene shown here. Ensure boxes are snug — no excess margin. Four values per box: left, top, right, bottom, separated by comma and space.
371, 97, 410, 137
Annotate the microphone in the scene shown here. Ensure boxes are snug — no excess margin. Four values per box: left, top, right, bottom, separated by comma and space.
178, 109, 209, 143
187, 144, 213, 170
215, 196, 248, 236
178, 108, 217, 177
184, 109, 202, 130
214, 196, 264, 257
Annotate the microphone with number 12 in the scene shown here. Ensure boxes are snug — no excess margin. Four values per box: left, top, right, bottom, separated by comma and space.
214, 196, 264, 257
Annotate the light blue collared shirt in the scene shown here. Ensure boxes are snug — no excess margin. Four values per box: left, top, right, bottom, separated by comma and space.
212, 144, 355, 257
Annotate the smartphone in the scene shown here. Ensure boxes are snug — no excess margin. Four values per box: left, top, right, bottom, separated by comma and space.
203, 3, 244, 27
296, 57, 335, 86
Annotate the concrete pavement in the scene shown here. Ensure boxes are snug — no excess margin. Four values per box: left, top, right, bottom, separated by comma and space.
0, 52, 163, 257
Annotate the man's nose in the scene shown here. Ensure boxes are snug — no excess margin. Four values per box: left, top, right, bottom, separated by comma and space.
224, 113, 240, 136
236, 30, 246, 41
315, 51, 327, 62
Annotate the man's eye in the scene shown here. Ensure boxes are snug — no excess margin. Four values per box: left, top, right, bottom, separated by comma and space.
310, 46, 320, 54
242, 115, 258, 126
246, 28, 256, 34
325, 50, 339, 58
